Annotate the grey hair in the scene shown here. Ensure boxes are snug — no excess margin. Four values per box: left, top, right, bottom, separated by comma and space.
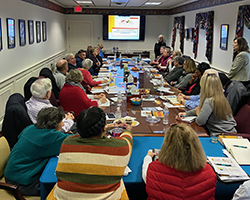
204, 69, 219, 77
65, 69, 83, 83
31, 78, 52, 99
82, 58, 93, 69
158, 34, 163, 39
65, 53, 74, 61
174, 56, 185, 65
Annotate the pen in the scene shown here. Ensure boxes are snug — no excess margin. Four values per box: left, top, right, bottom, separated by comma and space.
151, 111, 154, 116
180, 115, 185, 118
215, 163, 232, 167
233, 145, 247, 148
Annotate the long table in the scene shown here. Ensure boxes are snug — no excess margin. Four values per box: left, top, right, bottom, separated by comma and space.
40, 137, 250, 200
39, 63, 214, 199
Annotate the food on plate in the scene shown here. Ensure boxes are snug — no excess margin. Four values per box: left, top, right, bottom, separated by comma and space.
137, 88, 150, 94
131, 121, 138, 126
131, 67, 139, 71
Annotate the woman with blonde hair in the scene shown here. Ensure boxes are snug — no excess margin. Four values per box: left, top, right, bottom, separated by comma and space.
177, 73, 236, 135
171, 58, 196, 89
143, 124, 216, 199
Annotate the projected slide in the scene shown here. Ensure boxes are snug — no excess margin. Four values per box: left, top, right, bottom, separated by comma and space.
108, 15, 140, 40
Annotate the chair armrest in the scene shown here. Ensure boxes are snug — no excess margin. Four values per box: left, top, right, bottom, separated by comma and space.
0, 182, 26, 200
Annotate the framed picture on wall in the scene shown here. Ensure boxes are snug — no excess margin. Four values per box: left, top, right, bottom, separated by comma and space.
36, 21, 41, 43
19, 19, 26, 46
0, 18, 2, 51
185, 29, 189, 39
220, 24, 229, 50
189, 28, 194, 40
28, 20, 34, 44
42, 21, 47, 42
7, 18, 15, 49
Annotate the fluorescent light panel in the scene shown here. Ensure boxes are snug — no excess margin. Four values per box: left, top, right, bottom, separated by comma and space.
76, 1, 92, 3
145, 2, 161, 5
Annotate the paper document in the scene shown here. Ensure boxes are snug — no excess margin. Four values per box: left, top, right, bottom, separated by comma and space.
222, 138, 250, 165
180, 116, 196, 123
207, 156, 250, 182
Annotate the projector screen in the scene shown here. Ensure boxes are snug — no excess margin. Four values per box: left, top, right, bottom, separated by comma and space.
103, 15, 145, 41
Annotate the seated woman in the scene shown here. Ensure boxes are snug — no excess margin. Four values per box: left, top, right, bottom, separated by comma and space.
4, 107, 70, 196
150, 46, 166, 66
47, 107, 133, 200
157, 47, 172, 73
182, 62, 210, 96
142, 124, 217, 200
79, 58, 108, 89
176, 73, 237, 135
59, 69, 107, 117
171, 58, 196, 89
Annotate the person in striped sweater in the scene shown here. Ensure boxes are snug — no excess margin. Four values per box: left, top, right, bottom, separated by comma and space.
47, 107, 133, 200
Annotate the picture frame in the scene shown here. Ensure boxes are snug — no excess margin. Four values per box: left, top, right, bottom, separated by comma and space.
220, 24, 229, 50
28, 20, 34, 44
19, 19, 26, 46
42, 21, 47, 42
7, 18, 15, 49
36, 21, 41, 43
185, 29, 189, 39
189, 28, 194, 40
0, 18, 2, 51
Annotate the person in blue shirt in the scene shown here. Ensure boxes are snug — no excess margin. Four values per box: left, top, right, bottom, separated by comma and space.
98, 43, 104, 58
75, 49, 86, 68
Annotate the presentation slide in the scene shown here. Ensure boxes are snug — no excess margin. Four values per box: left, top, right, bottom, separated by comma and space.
108, 15, 140, 40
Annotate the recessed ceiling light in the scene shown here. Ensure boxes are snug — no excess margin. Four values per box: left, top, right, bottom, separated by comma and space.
145, 2, 161, 5
76, 1, 92, 3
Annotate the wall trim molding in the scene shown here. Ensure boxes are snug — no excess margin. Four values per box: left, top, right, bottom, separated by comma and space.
21, 0, 244, 15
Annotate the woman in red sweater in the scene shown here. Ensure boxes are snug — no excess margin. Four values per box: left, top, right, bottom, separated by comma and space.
142, 124, 217, 200
59, 69, 106, 117
79, 58, 108, 88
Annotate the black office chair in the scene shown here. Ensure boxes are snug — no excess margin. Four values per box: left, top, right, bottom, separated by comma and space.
2, 93, 32, 148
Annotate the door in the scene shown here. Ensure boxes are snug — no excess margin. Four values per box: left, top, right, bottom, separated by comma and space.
66, 20, 93, 54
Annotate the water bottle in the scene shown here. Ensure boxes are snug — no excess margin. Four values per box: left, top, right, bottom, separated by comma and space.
163, 105, 169, 125
115, 107, 121, 120
117, 91, 122, 106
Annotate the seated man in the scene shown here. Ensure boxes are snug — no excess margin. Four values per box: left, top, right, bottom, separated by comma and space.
25, 78, 74, 132
53, 59, 68, 89
75, 49, 86, 68
65, 53, 77, 71
164, 56, 185, 83
4, 107, 70, 196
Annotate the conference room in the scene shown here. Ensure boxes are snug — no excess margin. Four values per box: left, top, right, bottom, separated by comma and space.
1, 0, 250, 199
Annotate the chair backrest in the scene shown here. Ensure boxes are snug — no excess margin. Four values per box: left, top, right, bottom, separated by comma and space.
234, 104, 250, 134
0, 136, 10, 178
2, 93, 32, 148
23, 77, 38, 101
39, 68, 60, 99
224, 80, 247, 116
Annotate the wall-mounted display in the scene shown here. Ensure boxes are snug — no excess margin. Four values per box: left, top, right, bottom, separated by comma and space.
19, 19, 26, 46
220, 24, 229, 50
0, 18, 2, 51
28, 20, 34, 44
42, 21, 47, 42
36, 21, 41, 43
7, 18, 15, 49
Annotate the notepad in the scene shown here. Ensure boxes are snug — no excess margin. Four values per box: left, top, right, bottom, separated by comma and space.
222, 138, 250, 165
180, 116, 196, 123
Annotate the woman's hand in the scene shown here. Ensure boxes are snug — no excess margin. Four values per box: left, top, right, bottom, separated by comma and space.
176, 112, 187, 120
65, 112, 75, 120
99, 96, 107, 103
95, 93, 105, 99
102, 79, 109, 83
195, 106, 201, 116
177, 95, 184, 103
104, 123, 116, 131
147, 150, 157, 158
125, 124, 132, 131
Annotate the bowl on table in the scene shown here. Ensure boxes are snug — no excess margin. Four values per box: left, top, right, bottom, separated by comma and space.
131, 97, 142, 105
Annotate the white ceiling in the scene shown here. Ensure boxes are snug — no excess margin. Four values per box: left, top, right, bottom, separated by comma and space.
49, 0, 199, 9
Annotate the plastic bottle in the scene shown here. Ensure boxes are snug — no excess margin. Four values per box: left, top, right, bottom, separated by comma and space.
115, 106, 121, 120
127, 73, 134, 85
117, 91, 122, 106
163, 105, 169, 125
